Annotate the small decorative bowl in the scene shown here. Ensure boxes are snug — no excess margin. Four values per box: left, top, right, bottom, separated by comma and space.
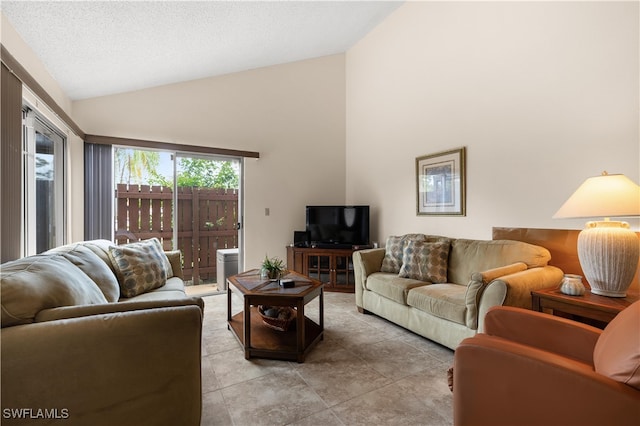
257, 305, 296, 331
560, 274, 586, 296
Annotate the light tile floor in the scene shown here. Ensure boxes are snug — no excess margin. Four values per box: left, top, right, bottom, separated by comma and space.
200, 292, 454, 426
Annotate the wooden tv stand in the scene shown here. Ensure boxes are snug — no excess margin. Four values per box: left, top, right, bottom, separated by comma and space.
286, 246, 361, 293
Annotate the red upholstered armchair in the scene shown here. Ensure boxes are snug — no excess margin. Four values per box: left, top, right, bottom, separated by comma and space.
453, 301, 640, 426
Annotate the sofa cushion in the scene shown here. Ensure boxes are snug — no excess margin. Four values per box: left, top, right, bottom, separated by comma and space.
398, 240, 450, 283
45, 243, 120, 302
448, 239, 551, 285
366, 272, 428, 305
108, 238, 173, 298
406, 284, 467, 325
1, 255, 108, 327
593, 300, 640, 390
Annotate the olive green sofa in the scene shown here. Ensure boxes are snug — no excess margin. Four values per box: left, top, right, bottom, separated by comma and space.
1, 239, 203, 426
353, 234, 564, 350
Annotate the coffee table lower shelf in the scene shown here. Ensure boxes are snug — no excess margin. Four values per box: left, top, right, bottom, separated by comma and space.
228, 307, 323, 362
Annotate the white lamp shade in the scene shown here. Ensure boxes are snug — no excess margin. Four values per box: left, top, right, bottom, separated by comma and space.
553, 173, 640, 219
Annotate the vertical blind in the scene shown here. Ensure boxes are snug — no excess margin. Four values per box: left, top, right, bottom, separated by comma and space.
84, 143, 113, 240
1, 63, 23, 262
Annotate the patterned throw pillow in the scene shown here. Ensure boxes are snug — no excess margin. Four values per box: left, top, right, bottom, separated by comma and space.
398, 240, 450, 283
381, 234, 427, 273
108, 238, 172, 298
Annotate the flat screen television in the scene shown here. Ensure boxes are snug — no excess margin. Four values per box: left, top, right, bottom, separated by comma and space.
305, 205, 370, 248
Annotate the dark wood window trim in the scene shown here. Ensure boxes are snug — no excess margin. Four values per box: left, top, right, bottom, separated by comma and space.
85, 134, 260, 159
1, 44, 85, 139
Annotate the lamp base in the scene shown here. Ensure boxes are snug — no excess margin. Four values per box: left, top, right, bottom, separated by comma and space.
577, 221, 639, 298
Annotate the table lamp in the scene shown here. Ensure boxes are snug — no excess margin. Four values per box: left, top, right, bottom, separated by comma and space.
553, 172, 640, 297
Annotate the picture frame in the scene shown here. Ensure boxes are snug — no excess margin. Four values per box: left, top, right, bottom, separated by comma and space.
416, 147, 466, 216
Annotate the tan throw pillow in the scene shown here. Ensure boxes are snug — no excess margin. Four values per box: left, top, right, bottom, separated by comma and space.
593, 300, 640, 390
381, 234, 428, 273
398, 240, 450, 283
108, 238, 172, 298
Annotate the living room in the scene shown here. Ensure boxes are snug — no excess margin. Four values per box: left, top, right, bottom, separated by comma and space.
1, 1, 639, 425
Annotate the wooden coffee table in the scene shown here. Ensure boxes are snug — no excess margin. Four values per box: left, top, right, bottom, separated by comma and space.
227, 269, 324, 362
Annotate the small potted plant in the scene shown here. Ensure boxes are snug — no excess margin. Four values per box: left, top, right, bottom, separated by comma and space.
261, 255, 285, 280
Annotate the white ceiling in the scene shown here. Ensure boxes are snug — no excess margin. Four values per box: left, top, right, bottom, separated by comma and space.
2, 1, 403, 100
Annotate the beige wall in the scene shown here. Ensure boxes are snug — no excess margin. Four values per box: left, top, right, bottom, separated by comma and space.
73, 54, 346, 268
346, 1, 640, 246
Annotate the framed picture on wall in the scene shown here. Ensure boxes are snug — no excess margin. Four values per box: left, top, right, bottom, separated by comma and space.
416, 147, 466, 216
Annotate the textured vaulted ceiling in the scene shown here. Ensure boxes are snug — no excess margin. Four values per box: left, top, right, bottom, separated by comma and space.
2, 1, 402, 100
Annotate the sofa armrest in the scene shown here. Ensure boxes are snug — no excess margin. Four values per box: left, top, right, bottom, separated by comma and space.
35, 297, 204, 323
474, 265, 563, 332
485, 265, 564, 309
464, 262, 528, 329
454, 334, 640, 426
476, 262, 528, 282
353, 248, 385, 278
1, 305, 202, 426
353, 248, 385, 307
484, 306, 601, 364
165, 250, 184, 279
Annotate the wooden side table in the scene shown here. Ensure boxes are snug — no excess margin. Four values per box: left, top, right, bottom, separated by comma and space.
531, 287, 640, 329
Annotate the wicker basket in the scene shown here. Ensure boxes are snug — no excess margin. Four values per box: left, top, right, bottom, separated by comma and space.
258, 305, 296, 332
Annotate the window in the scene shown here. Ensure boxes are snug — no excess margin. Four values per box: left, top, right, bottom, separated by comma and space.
23, 108, 66, 255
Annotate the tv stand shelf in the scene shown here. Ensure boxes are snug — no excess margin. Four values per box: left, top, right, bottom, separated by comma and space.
286, 246, 358, 293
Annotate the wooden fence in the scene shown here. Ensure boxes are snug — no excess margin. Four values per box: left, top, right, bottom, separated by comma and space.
115, 184, 238, 284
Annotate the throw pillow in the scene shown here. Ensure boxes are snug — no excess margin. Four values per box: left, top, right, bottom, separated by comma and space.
398, 240, 450, 283
381, 236, 404, 273
108, 238, 172, 298
380, 234, 427, 273
593, 300, 640, 390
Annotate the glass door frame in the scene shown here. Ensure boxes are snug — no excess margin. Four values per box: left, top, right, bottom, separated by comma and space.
22, 108, 66, 255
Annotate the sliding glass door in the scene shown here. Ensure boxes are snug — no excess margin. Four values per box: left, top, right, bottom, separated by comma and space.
113, 147, 241, 288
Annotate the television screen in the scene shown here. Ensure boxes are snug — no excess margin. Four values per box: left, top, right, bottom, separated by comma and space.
305, 205, 370, 247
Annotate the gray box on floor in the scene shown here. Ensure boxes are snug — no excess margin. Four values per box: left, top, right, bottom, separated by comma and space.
217, 248, 238, 291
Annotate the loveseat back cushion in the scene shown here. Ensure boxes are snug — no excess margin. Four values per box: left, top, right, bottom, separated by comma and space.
45, 243, 120, 302
593, 300, 640, 390
448, 239, 551, 285
398, 240, 450, 283
80, 239, 119, 274
108, 238, 173, 298
406, 284, 467, 325
1, 255, 108, 327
